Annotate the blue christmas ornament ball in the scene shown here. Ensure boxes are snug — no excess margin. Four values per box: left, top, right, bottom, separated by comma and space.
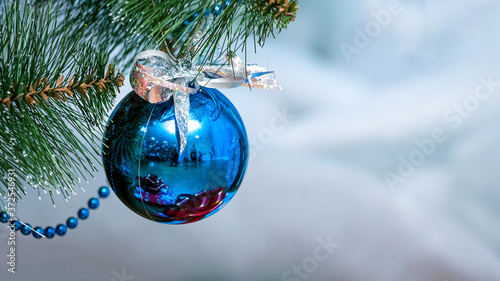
103, 87, 248, 224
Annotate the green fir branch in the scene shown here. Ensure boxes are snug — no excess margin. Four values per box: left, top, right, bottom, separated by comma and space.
32, 0, 299, 69
34, 0, 145, 70
0, 0, 123, 206
107, 0, 299, 65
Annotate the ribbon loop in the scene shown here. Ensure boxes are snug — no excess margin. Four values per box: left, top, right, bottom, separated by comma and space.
130, 50, 281, 155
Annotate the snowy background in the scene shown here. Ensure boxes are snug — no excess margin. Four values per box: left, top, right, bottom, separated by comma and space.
2, 0, 500, 280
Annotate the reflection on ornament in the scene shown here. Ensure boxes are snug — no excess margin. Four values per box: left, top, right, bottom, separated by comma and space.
133, 174, 177, 205
162, 187, 226, 223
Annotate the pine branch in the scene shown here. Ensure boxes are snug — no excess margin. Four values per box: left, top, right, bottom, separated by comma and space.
0, 0, 122, 206
107, 0, 299, 65
0, 66, 123, 108
32, 0, 299, 70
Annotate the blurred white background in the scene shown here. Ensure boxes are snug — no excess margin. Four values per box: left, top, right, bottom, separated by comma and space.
2, 0, 500, 280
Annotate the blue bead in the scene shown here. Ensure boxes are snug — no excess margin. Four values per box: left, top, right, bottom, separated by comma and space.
98, 186, 110, 198
103, 88, 248, 224
0, 211, 10, 223
11, 220, 21, 231
7, 220, 15, 229
45, 227, 55, 239
184, 12, 199, 26
33, 226, 44, 239
20, 223, 32, 235
77, 208, 89, 220
88, 198, 100, 209
213, 4, 223, 16
55, 224, 67, 236
66, 217, 78, 229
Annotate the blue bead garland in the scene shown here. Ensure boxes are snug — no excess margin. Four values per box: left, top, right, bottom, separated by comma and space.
0, 186, 110, 239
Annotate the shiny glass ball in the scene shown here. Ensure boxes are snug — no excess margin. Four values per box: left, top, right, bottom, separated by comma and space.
103, 88, 248, 224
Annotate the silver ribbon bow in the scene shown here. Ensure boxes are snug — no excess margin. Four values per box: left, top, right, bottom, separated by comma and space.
130, 50, 281, 155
